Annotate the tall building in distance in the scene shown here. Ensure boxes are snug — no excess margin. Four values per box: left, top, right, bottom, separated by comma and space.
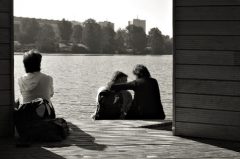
128, 18, 146, 33
99, 21, 114, 30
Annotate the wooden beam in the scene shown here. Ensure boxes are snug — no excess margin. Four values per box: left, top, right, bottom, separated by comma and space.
176, 36, 240, 51
176, 108, 240, 126
176, 65, 240, 81
176, 50, 240, 66
176, 0, 240, 6
175, 122, 240, 141
0, 13, 9, 28
176, 79, 240, 96
0, 29, 10, 43
0, 91, 11, 105
0, 121, 13, 137
0, 0, 10, 12
176, 93, 240, 111
0, 60, 10, 74
0, 44, 10, 59
0, 75, 11, 90
176, 21, 240, 36
0, 106, 12, 121
176, 6, 240, 20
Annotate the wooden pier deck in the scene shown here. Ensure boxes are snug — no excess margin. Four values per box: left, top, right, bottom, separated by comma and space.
0, 119, 240, 159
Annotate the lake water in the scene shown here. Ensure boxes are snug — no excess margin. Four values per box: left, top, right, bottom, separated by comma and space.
14, 54, 173, 120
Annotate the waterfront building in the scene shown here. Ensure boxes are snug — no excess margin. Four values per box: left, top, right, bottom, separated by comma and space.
128, 18, 146, 33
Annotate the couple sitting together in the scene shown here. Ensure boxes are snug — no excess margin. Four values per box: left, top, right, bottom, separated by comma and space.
92, 65, 165, 120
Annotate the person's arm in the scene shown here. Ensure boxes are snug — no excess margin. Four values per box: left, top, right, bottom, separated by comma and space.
110, 80, 137, 91
124, 91, 133, 112
49, 77, 54, 97
120, 91, 133, 119
17, 78, 23, 104
96, 86, 106, 104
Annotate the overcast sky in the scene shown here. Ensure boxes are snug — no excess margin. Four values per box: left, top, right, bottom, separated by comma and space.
14, 0, 172, 36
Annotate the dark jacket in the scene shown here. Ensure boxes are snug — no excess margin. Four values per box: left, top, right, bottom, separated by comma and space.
110, 77, 165, 119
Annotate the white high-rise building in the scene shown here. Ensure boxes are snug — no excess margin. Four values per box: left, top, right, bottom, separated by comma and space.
128, 19, 146, 33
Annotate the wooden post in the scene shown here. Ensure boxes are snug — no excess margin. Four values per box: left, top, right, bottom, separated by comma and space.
0, 0, 14, 137
173, 0, 240, 141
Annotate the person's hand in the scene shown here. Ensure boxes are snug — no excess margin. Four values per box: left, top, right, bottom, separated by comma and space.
120, 111, 127, 119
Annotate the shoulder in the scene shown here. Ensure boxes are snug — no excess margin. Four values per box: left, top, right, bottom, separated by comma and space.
40, 72, 53, 80
17, 73, 28, 86
98, 86, 107, 93
18, 76, 23, 84
18, 73, 27, 81
151, 78, 158, 84
134, 78, 145, 85
39, 72, 53, 84
121, 90, 132, 96
121, 90, 132, 100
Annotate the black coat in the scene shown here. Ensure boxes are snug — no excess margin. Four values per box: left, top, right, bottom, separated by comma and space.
110, 77, 165, 119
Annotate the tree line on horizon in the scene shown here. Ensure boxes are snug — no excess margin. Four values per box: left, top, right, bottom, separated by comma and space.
14, 17, 173, 55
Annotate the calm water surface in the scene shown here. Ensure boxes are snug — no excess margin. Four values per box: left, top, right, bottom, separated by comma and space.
15, 54, 173, 120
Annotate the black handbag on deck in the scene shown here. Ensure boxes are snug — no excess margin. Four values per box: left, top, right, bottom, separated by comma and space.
14, 98, 69, 142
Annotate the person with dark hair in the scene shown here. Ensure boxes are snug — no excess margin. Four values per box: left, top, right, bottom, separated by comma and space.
18, 50, 54, 104
109, 64, 165, 119
15, 50, 69, 146
92, 71, 132, 119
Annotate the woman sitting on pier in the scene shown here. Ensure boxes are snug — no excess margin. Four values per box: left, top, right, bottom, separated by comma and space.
93, 71, 132, 119
15, 50, 68, 144
109, 64, 165, 119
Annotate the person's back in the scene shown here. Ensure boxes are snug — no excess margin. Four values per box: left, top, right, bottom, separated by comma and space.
127, 77, 165, 119
18, 72, 54, 104
92, 71, 132, 119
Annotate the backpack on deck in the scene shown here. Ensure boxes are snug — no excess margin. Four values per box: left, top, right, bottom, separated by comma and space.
93, 90, 123, 120
14, 98, 69, 142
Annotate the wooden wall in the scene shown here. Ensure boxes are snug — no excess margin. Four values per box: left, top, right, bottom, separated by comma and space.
0, 0, 14, 137
173, 0, 240, 141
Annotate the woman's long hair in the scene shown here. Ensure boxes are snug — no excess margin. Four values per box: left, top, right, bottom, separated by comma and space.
133, 64, 151, 79
107, 71, 128, 89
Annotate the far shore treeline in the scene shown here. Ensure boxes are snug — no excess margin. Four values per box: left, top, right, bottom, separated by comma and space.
14, 17, 173, 55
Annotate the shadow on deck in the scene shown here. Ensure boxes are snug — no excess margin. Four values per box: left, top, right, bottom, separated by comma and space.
0, 120, 240, 159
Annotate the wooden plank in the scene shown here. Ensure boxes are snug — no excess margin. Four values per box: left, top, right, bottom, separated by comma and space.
176, 0, 240, 6
0, 60, 10, 74
176, 36, 240, 51
176, 65, 240, 81
175, 122, 240, 141
0, 91, 10, 105
0, 44, 10, 59
176, 93, 240, 111
0, 13, 9, 27
176, 6, 240, 20
0, 0, 10, 12
176, 108, 240, 126
0, 29, 9, 43
0, 106, 12, 121
0, 75, 10, 90
175, 50, 240, 65
176, 21, 240, 35
176, 79, 240, 96
0, 121, 13, 137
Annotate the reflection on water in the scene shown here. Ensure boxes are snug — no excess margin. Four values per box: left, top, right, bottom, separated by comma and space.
15, 54, 172, 120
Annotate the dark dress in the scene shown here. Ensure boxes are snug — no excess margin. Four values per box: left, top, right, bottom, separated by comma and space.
110, 77, 165, 119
